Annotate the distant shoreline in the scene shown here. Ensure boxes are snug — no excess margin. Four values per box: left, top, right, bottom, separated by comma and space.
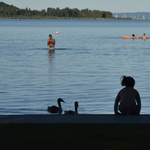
2, 16, 150, 20
0, 16, 132, 20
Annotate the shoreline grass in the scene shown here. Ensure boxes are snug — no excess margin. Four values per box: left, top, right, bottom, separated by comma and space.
0, 123, 150, 150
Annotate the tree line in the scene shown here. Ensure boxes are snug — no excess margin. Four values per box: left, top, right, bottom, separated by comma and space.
0, 2, 113, 18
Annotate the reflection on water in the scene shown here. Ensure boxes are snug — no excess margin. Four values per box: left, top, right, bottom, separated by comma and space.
48, 50, 55, 70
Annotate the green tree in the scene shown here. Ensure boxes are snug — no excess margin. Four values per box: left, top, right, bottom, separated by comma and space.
0, 2, 113, 18
41, 9, 46, 16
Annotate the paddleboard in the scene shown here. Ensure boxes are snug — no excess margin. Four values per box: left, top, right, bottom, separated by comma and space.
122, 36, 140, 39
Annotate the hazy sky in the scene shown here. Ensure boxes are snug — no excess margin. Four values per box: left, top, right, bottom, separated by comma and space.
2, 0, 150, 13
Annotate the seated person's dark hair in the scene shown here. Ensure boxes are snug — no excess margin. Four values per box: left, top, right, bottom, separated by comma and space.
121, 76, 135, 87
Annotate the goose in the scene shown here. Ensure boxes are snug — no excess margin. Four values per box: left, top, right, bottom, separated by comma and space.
64, 101, 79, 114
47, 98, 65, 114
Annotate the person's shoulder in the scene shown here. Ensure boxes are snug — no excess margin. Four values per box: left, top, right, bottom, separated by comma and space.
119, 87, 126, 93
133, 88, 139, 93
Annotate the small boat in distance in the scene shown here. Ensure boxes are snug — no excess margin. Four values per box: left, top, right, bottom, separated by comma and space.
55, 32, 59, 34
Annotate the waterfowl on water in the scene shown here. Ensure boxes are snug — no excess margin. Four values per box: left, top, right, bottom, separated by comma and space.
47, 98, 65, 114
64, 101, 79, 114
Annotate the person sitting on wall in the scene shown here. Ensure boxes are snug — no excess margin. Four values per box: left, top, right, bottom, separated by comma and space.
114, 75, 141, 115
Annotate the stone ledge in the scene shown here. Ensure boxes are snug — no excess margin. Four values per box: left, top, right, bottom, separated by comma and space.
0, 114, 150, 124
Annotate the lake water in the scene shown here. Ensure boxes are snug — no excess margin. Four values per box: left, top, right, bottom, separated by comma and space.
0, 19, 150, 115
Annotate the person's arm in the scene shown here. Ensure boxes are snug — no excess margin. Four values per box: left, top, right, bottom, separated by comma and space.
52, 39, 55, 45
47, 39, 55, 45
135, 91, 141, 115
114, 92, 121, 115
47, 39, 50, 45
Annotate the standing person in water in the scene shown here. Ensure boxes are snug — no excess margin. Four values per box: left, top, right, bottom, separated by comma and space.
142, 33, 148, 40
114, 76, 141, 115
47, 34, 55, 50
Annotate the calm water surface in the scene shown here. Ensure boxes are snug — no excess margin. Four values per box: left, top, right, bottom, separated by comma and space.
0, 19, 150, 114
